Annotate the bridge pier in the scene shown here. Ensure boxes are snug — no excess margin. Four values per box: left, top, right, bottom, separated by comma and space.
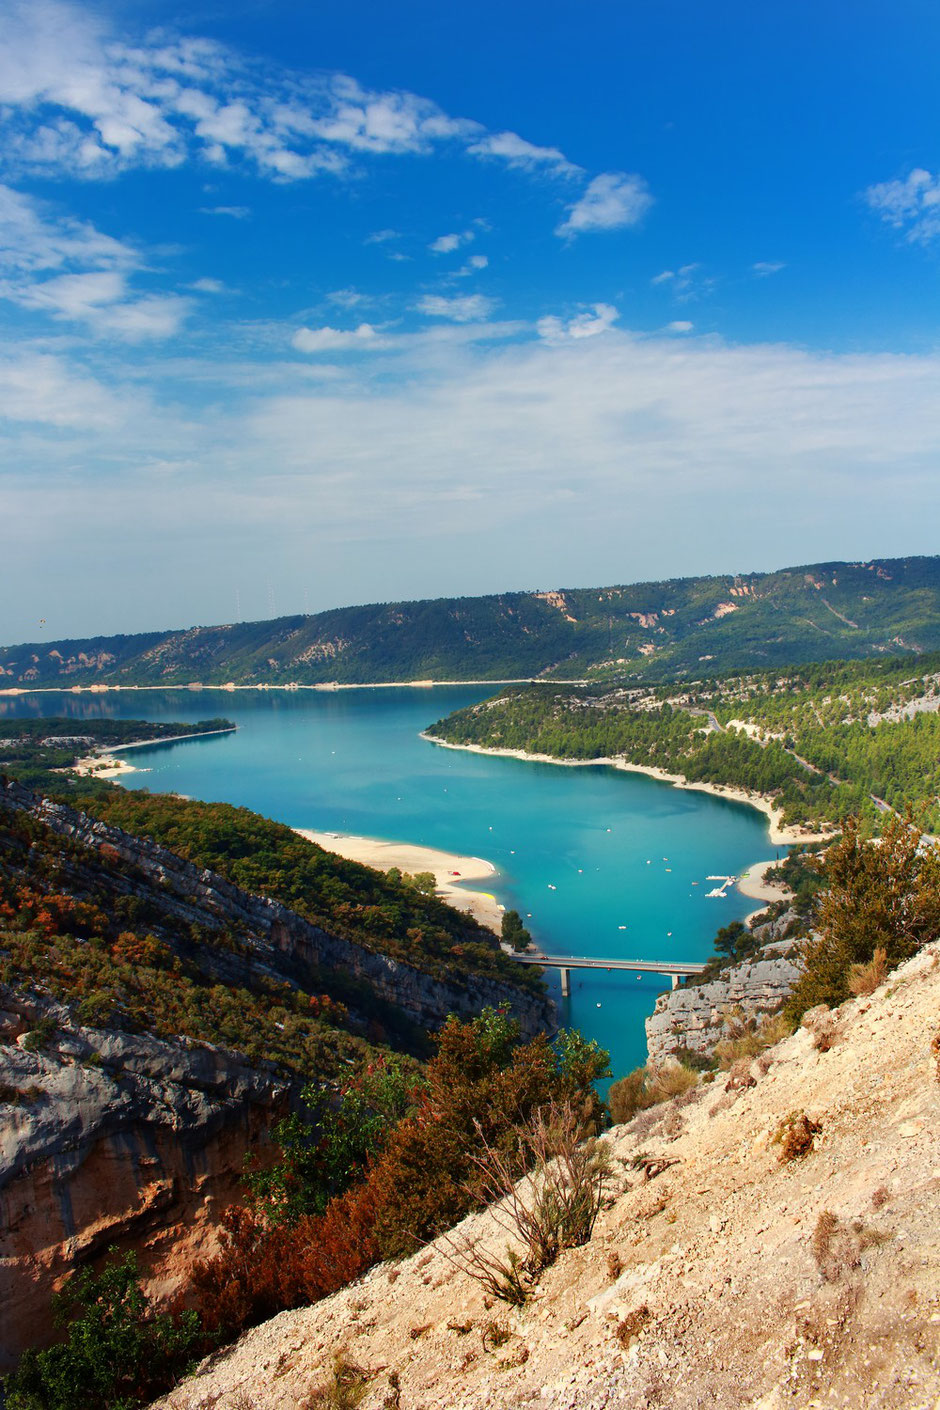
671, 972, 681, 990
560, 966, 570, 997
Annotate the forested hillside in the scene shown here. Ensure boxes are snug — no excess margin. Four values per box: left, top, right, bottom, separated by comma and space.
429, 653, 940, 833
2, 556, 939, 687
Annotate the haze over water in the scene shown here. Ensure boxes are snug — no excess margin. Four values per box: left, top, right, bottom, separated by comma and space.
3, 687, 772, 1074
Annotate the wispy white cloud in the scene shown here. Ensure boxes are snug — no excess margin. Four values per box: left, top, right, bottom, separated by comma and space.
292, 322, 386, 353
4, 325, 940, 636
537, 302, 619, 342
666, 320, 693, 333
556, 172, 652, 238
328, 288, 366, 308
865, 168, 940, 243
455, 254, 488, 277
0, 0, 651, 247
0, 184, 190, 340
429, 231, 467, 254
364, 228, 400, 244
650, 262, 713, 300
467, 130, 580, 176
415, 293, 496, 322
189, 276, 226, 294
752, 261, 785, 276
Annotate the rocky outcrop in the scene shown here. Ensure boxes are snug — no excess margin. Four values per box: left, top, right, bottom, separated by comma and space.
0, 990, 292, 1370
0, 778, 554, 1041
645, 911, 803, 1063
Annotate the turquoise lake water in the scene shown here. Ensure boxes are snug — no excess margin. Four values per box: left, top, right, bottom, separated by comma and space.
2, 687, 776, 1076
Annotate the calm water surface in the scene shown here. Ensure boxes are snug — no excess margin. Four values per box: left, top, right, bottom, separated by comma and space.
2, 687, 775, 1074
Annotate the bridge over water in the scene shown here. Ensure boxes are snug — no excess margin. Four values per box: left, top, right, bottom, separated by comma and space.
510, 953, 708, 995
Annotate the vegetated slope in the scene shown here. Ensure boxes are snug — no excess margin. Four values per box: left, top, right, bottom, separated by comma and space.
2, 555, 939, 687
429, 652, 940, 832
0, 779, 551, 1367
152, 940, 940, 1410
0, 715, 234, 798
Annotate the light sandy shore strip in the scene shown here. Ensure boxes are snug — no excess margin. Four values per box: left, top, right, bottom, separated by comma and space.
422, 734, 835, 848
0, 680, 564, 696
71, 727, 236, 781
737, 858, 794, 925
295, 829, 504, 934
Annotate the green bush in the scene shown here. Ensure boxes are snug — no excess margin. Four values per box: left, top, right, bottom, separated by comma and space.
3, 1251, 201, 1410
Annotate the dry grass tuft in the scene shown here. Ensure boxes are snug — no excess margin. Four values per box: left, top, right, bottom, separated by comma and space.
304, 1352, 371, 1410
811, 1209, 891, 1282
801, 1005, 840, 1052
606, 1251, 624, 1281
608, 1062, 698, 1124
714, 1011, 793, 1069
848, 947, 888, 997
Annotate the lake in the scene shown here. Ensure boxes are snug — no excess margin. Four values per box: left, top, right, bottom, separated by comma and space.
1, 686, 774, 1076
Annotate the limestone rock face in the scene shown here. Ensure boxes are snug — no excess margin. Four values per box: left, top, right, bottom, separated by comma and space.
0, 991, 291, 1370
645, 912, 803, 1063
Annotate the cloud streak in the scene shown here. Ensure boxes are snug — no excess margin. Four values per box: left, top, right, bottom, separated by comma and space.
0, 1, 650, 245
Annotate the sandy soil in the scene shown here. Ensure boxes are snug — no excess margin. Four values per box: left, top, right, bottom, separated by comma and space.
153, 940, 940, 1410
424, 735, 835, 847
296, 830, 503, 933
737, 859, 794, 922
71, 754, 142, 779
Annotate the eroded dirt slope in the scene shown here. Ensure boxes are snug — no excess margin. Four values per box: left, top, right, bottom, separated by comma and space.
156, 943, 940, 1410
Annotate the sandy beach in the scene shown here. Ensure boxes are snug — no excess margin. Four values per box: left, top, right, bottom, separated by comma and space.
295, 829, 503, 933
736, 858, 794, 923
422, 735, 835, 847
72, 754, 143, 780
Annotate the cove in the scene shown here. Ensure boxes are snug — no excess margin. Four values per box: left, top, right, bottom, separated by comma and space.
1, 687, 774, 1076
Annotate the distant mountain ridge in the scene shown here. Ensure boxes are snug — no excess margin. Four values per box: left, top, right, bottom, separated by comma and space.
3, 555, 939, 687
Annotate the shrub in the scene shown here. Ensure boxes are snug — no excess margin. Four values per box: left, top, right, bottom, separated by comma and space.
3, 1250, 200, 1410
439, 1102, 613, 1304
773, 1111, 822, 1162
192, 1013, 609, 1339
785, 813, 940, 1021
608, 1061, 698, 1124
713, 1011, 793, 1069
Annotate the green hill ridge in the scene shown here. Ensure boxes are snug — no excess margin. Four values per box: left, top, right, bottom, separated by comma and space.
3, 555, 939, 688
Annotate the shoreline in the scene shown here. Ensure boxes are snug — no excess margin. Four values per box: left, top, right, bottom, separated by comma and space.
294, 828, 504, 934
736, 858, 794, 925
72, 726, 236, 781
422, 734, 835, 848
0, 679, 566, 696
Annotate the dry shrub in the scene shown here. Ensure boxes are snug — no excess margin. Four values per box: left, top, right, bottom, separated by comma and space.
408, 1324, 431, 1340
608, 1062, 698, 1124
801, 1005, 840, 1052
439, 1102, 613, 1304
482, 1320, 511, 1350
870, 1184, 890, 1209
713, 1011, 792, 1069
724, 1058, 757, 1092
616, 1304, 650, 1346
304, 1352, 371, 1410
773, 1110, 822, 1161
848, 946, 888, 997
606, 1251, 623, 1281
811, 1210, 891, 1282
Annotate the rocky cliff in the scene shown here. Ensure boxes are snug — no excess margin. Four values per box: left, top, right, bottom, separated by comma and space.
645, 911, 803, 1064
0, 779, 554, 1368
0, 991, 290, 1371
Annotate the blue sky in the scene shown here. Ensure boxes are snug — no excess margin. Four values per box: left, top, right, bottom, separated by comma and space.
1, 0, 939, 640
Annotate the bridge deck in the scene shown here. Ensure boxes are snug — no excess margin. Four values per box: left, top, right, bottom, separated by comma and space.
511, 955, 707, 976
